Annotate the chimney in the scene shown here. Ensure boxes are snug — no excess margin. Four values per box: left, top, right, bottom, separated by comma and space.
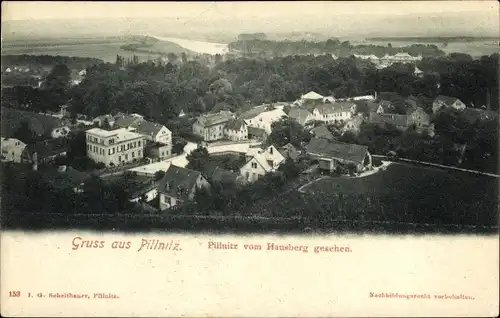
373, 91, 378, 100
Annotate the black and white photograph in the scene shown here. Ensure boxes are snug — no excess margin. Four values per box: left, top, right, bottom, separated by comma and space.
1, 1, 498, 235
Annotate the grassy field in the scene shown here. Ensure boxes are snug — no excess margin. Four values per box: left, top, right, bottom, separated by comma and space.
255, 162, 498, 230
1, 36, 193, 63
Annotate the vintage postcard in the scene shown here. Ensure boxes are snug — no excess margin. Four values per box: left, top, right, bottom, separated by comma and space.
1, 1, 499, 317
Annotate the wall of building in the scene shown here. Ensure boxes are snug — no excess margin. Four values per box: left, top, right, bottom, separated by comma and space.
86, 132, 145, 166
240, 157, 267, 182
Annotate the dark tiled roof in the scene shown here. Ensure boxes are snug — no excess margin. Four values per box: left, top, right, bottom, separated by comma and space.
132, 120, 167, 136
311, 125, 335, 141
314, 104, 336, 115
157, 165, 202, 201
224, 118, 246, 131
24, 138, 68, 160
369, 112, 409, 127
43, 166, 91, 189
196, 111, 234, 127
247, 126, 267, 137
239, 105, 268, 120
1, 107, 68, 139
306, 138, 369, 164
113, 116, 142, 128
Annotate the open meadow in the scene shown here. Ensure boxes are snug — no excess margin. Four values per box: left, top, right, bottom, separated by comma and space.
252, 163, 498, 233
1, 36, 192, 63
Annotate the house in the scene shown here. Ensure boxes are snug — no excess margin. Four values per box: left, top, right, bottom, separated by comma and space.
312, 102, 354, 124
305, 138, 372, 173
247, 127, 268, 142
178, 109, 186, 117
42, 165, 91, 193
1, 107, 71, 141
288, 108, 314, 127
277, 143, 300, 161
377, 101, 395, 114
241, 145, 285, 182
240, 105, 287, 134
192, 111, 235, 141
145, 142, 172, 162
408, 107, 431, 129
323, 96, 336, 103
158, 165, 210, 210
85, 127, 145, 167
21, 138, 68, 165
92, 114, 116, 128
301, 91, 324, 101
130, 120, 172, 146
414, 66, 424, 77
310, 125, 335, 141
78, 69, 87, 76
203, 165, 246, 189
113, 116, 172, 155
224, 119, 248, 141
1, 137, 26, 163
342, 115, 364, 135
432, 96, 466, 113
368, 112, 410, 130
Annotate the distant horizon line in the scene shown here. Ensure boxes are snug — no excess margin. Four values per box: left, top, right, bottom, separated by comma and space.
2, 9, 497, 23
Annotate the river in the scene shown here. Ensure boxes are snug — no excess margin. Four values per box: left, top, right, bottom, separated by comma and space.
149, 35, 229, 55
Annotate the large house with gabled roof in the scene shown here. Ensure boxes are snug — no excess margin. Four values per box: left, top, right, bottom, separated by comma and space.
240, 145, 285, 182
311, 101, 355, 124
223, 118, 248, 141
305, 138, 372, 173
157, 165, 210, 210
192, 111, 235, 141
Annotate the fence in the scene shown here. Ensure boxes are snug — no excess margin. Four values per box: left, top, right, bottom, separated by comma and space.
372, 155, 499, 178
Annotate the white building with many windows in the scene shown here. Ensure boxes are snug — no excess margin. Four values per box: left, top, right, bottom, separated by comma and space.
86, 128, 145, 167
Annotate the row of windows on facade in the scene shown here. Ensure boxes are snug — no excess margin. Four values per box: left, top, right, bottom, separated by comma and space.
322, 112, 348, 118
87, 143, 142, 156
87, 136, 115, 144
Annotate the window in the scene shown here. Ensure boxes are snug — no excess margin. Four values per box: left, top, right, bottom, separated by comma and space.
138, 141, 141, 147
138, 150, 141, 156
118, 156, 121, 162
109, 138, 114, 144
125, 154, 128, 160
108, 149, 111, 155
269, 147, 273, 154
133, 142, 136, 148
132, 152, 135, 158
251, 162, 257, 169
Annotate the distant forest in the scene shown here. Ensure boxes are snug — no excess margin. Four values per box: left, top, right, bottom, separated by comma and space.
366, 36, 500, 42
228, 38, 446, 57
2, 55, 103, 69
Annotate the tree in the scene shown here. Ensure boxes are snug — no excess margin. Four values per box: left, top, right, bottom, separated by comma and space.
266, 74, 286, 102
172, 137, 188, 154
278, 158, 300, 180
186, 145, 210, 171
13, 120, 37, 143
154, 170, 166, 181
267, 117, 310, 148
40, 64, 71, 111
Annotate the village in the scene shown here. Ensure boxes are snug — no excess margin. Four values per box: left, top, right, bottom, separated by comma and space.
1, 26, 499, 233
2, 76, 495, 216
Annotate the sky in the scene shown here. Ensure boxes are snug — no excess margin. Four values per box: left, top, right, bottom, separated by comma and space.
2, 1, 498, 21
